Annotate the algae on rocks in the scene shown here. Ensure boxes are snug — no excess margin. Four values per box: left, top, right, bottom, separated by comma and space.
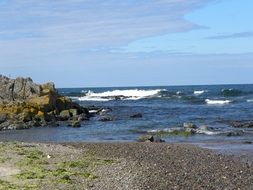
0, 75, 89, 130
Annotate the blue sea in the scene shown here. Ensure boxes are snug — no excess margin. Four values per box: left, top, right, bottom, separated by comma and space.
1, 84, 253, 149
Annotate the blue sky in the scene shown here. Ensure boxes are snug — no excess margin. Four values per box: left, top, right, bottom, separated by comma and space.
0, 0, 252, 87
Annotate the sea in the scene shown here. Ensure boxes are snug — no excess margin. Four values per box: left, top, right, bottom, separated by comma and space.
0, 84, 253, 157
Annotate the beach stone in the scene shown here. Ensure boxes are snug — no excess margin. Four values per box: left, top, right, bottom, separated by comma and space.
130, 113, 143, 118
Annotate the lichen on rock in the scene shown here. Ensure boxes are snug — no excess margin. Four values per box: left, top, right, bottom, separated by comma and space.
0, 75, 89, 130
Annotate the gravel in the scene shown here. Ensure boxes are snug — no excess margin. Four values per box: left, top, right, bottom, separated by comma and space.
68, 142, 253, 190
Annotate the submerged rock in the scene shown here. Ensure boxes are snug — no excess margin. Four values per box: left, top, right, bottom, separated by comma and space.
230, 121, 253, 128
226, 130, 244, 137
130, 113, 143, 118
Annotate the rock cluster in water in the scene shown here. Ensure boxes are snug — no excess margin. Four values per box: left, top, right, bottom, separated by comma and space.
0, 75, 89, 130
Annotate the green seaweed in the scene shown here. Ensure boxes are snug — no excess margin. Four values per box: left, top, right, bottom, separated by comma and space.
16, 166, 47, 180
0, 179, 18, 190
3, 145, 120, 189
151, 130, 192, 137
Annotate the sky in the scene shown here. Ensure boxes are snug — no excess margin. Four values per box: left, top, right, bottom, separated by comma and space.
0, 0, 253, 87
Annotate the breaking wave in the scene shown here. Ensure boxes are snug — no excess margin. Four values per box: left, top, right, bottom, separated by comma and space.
78, 89, 168, 101
205, 99, 232, 105
147, 127, 223, 136
194, 90, 207, 95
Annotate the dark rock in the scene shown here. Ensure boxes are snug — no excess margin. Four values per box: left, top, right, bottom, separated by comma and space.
0, 113, 7, 124
185, 128, 196, 134
130, 113, 143, 118
226, 130, 244, 137
154, 138, 166, 143
230, 121, 253, 128
69, 109, 79, 117
243, 141, 252, 144
138, 135, 164, 143
99, 115, 114, 122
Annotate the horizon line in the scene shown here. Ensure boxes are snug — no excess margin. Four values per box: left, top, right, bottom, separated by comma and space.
57, 82, 253, 89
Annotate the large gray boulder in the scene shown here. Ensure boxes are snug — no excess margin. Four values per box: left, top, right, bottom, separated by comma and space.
0, 75, 41, 101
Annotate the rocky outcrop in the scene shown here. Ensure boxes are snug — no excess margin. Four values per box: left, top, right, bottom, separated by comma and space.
0, 75, 89, 130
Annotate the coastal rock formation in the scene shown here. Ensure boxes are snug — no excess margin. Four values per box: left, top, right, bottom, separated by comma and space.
0, 75, 88, 130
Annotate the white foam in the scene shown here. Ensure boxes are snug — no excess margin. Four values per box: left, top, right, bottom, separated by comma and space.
148, 127, 223, 136
147, 128, 183, 133
89, 110, 99, 113
195, 129, 221, 135
194, 90, 206, 95
78, 97, 112, 102
176, 91, 183, 95
78, 89, 166, 101
247, 99, 253, 103
205, 99, 231, 105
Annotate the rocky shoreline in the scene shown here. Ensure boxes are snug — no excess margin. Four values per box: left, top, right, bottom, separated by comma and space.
0, 75, 96, 130
0, 75, 252, 146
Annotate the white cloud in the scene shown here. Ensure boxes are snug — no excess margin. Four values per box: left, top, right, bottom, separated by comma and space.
0, 0, 213, 57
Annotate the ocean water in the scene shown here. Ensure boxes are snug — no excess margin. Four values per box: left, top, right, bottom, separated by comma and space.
1, 84, 253, 146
